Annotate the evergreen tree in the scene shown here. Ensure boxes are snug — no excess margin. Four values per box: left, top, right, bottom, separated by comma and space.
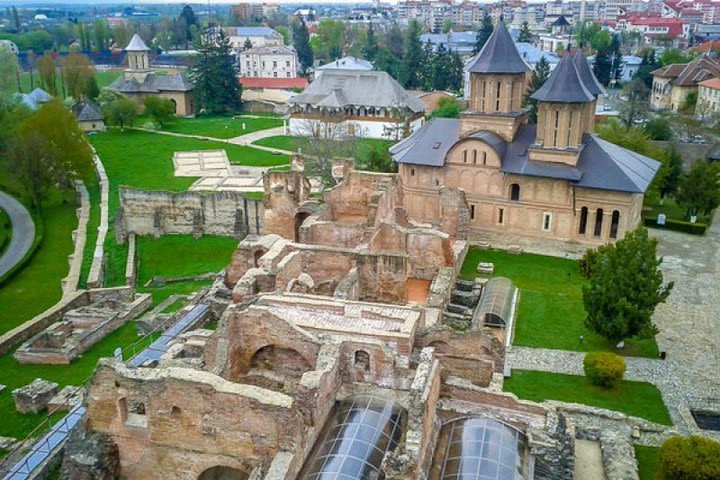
190, 30, 242, 114
374, 49, 401, 79
448, 50, 464, 92
517, 21, 533, 43
364, 22, 378, 61
675, 161, 720, 217
292, 16, 313, 75
12, 6, 19, 30
633, 49, 658, 89
473, 14, 494, 54
420, 40, 435, 90
433, 42, 451, 91
243, 38, 253, 51
659, 143, 682, 198
582, 227, 673, 344
522, 56, 550, 123
593, 46, 612, 86
400, 20, 424, 89
610, 34, 624, 85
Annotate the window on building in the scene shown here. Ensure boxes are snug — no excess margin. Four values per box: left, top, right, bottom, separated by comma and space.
273, 61, 277, 67
610, 210, 620, 239
498, 208, 504, 224
482, 151, 487, 165
273, 72, 277, 77
578, 206, 588, 235
496, 81, 502, 111
286, 60, 290, 66
411, 168, 415, 176
509, 183, 520, 201
472, 150, 477, 164
470, 204, 475, 219
287, 72, 291, 77
262, 61, 265, 68
567, 110, 573, 146
552, 109, 560, 147
594, 208, 604, 237
463, 150, 468, 163
542, 213, 552, 231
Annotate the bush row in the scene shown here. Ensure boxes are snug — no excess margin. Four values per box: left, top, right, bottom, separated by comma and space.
642, 216, 707, 235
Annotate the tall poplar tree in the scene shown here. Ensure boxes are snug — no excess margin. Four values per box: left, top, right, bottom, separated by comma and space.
364, 22, 378, 61
292, 16, 313, 75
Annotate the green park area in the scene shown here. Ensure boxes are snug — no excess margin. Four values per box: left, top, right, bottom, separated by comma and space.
155, 114, 284, 139
16, 70, 122, 96
253, 135, 396, 157
635, 445, 661, 480
459, 247, 659, 357
505, 370, 672, 425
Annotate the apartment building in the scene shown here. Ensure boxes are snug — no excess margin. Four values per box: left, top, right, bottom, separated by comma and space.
239, 45, 298, 78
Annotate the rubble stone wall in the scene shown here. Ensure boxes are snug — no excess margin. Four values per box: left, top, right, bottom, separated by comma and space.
117, 187, 262, 239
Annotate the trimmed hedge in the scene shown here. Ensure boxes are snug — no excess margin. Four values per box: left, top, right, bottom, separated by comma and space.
643, 216, 707, 235
583, 351, 626, 388
658, 436, 720, 480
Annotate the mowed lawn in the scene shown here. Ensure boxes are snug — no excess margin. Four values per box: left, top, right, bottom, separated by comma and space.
135, 235, 238, 303
505, 370, 672, 425
635, 446, 660, 480
159, 114, 284, 139
0, 321, 155, 440
0, 197, 77, 335
253, 135, 396, 156
460, 247, 659, 357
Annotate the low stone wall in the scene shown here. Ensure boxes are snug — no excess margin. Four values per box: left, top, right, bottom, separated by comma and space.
124, 234, 137, 287
61, 181, 90, 299
87, 151, 110, 288
116, 187, 263, 240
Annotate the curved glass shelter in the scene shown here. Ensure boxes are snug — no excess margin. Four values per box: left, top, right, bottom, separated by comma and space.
300, 393, 407, 480
472, 277, 517, 328
430, 417, 530, 480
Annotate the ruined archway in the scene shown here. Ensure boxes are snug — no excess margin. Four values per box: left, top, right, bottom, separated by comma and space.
294, 212, 310, 242
243, 344, 313, 393
198, 466, 248, 480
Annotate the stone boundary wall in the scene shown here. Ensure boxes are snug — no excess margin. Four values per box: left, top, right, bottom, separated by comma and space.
87, 150, 110, 288
0, 287, 135, 357
125, 234, 137, 287
116, 187, 264, 240
61, 181, 90, 300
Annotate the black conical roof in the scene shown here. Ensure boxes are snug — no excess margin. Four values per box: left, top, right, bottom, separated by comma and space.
467, 22, 530, 74
573, 50, 606, 97
530, 52, 594, 103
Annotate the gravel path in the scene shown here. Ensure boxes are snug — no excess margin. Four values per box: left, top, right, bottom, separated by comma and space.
0, 191, 35, 278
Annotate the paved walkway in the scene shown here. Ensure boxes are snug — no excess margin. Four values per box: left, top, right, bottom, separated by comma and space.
507, 211, 720, 431
227, 126, 287, 147
0, 192, 35, 278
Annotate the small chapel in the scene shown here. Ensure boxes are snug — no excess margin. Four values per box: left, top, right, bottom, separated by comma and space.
391, 23, 660, 244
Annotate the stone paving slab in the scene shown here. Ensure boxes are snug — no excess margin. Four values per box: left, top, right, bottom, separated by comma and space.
173, 150, 230, 177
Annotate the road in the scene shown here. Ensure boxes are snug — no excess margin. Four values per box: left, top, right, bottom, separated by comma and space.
0, 191, 35, 278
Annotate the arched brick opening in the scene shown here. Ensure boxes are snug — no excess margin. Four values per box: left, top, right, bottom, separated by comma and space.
428, 340, 451, 354
294, 212, 310, 242
197, 466, 248, 480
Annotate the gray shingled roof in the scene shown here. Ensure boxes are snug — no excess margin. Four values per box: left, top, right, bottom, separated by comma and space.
466, 22, 530, 74
125, 34, 149, 52
392, 120, 660, 193
531, 52, 594, 103
72, 100, 103, 122
573, 50, 606, 97
108, 72, 192, 93
289, 69, 425, 113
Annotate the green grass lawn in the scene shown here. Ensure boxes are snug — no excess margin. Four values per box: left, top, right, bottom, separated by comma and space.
134, 235, 237, 304
0, 320, 154, 440
0, 207, 10, 256
505, 370, 672, 425
161, 297, 188, 313
17, 70, 121, 96
643, 196, 712, 224
253, 135, 396, 155
635, 445, 660, 480
0, 194, 78, 336
78, 175, 101, 289
460, 247, 659, 357
158, 115, 283, 139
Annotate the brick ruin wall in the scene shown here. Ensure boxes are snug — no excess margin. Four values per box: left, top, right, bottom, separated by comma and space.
117, 187, 263, 240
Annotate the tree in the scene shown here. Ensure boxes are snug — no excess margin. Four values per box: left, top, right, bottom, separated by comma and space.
292, 16, 313, 75
77, 23, 91, 52
432, 42, 452, 91
85, 75, 99, 101
430, 96, 461, 118
618, 79, 649, 128
144, 97, 175, 127
473, 14, 493, 54
419, 40, 435, 90
657, 436, 720, 480
364, 22, 378, 62
659, 143, 682, 197
36, 53, 58, 96
374, 49, 402, 79
12, 6, 19, 30
95, 88, 124, 108
582, 227, 673, 344
447, 50, 464, 92
190, 29, 242, 114
243, 37, 253, 51
644, 116, 672, 141
276, 26, 290, 45
293, 118, 358, 189
400, 20, 424, 89
610, 34, 624, 85
517, 21, 533, 43
104, 97, 138, 130
522, 56, 550, 123
674, 161, 720, 217
680, 91, 697, 113
179, 5, 198, 43
383, 23, 405, 60
356, 144, 396, 173
313, 19, 346, 61
659, 47, 695, 66
61, 52, 95, 99
8, 101, 94, 210
93, 19, 110, 51
0, 44, 19, 97
593, 46, 612, 86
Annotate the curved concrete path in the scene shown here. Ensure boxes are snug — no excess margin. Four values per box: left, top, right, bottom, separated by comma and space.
0, 191, 35, 277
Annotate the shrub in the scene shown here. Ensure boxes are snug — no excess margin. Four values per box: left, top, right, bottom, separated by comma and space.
642, 216, 707, 235
658, 436, 720, 480
583, 352, 626, 388
578, 243, 612, 279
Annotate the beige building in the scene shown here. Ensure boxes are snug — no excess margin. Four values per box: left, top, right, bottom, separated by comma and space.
696, 76, 720, 118
239, 45, 298, 78
392, 24, 661, 245
650, 56, 720, 112
108, 34, 194, 116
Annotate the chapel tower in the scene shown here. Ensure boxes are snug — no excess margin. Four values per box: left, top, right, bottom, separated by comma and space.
123, 34, 151, 82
